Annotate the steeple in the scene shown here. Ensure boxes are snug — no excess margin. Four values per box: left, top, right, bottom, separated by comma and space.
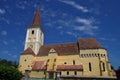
32, 7, 41, 26
24, 7, 44, 55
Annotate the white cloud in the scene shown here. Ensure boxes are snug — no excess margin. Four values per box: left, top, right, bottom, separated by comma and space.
76, 17, 92, 25
57, 26, 63, 29
46, 0, 51, 2
1, 17, 10, 24
1, 30, 7, 36
66, 31, 77, 37
74, 26, 98, 36
3, 40, 8, 45
1, 50, 17, 58
8, 53, 12, 56
99, 37, 116, 41
74, 17, 99, 36
41, 5, 98, 36
12, 55, 17, 58
59, 0, 89, 13
16, 4, 25, 9
0, 8, 6, 14
2, 51, 9, 54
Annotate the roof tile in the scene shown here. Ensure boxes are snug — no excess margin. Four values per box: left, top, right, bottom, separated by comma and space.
37, 43, 79, 56
57, 65, 83, 71
32, 61, 46, 70
78, 38, 103, 49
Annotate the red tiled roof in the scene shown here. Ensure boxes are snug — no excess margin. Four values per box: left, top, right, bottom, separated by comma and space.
37, 43, 79, 56
57, 65, 83, 71
48, 69, 54, 72
78, 38, 103, 49
32, 7, 41, 26
21, 48, 35, 55
32, 61, 46, 70
28, 7, 42, 30
37, 38, 104, 56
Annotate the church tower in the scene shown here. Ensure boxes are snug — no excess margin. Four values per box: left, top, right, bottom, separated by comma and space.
24, 8, 44, 55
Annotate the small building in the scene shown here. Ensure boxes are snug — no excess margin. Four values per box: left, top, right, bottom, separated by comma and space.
18, 8, 116, 80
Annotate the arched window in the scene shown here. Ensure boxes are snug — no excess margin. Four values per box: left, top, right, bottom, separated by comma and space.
89, 54, 91, 57
64, 62, 67, 64
67, 71, 69, 75
30, 45, 33, 48
47, 59, 49, 62
103, 62, 105, 71
54, 59, 56, 62
74, 71, 77, 75
73, 60, 75, 65
84, 54, 86, 57
89, 62, 92, 71
87, 54, 89, 57
81, 54, 83, 58
32, 30, 34, 34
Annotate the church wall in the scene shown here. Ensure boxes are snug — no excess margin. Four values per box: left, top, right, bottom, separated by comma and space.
29, 71, 45, 78
57, 55, 81, 65
18, 55, 34, 73
79, 49, 112, 77
61, 71, 83, 76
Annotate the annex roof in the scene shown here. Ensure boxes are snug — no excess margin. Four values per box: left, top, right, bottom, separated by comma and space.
32, 61, 46, 70
78, 38, 103, 49
21, 48, 35, 55
57, 65, 83, 71
37, 43, 79, 56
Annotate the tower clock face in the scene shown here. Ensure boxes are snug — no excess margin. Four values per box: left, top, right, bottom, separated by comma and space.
30, 45, 33, 48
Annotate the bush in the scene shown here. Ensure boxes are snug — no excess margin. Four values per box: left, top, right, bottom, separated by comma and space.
0, 59, 22, 80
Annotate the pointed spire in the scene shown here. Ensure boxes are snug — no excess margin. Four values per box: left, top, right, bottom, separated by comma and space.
32, 7, 41, 26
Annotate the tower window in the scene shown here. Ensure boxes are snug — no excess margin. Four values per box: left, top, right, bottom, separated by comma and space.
73, 60, 75, 65
64, 62, 67, 64
24, 59, 26, 62
89, 62, 92, 71
32, 30, 34, 34
30, 45, 33, 48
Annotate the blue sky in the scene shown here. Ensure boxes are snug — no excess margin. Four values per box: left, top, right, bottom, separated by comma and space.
0, 0, 120, 69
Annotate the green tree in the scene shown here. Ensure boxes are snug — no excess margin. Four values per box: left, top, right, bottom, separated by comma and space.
0, 59, 22, 80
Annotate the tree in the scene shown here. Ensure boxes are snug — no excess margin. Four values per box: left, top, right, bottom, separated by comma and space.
0, 58, 22, 80
116, 66, 120, 80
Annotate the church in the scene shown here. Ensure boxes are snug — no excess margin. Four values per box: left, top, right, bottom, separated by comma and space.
18, 8, 116, 80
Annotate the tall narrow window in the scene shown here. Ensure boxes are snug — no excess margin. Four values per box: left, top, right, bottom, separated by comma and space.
74, 71, 77, 75
67, 71, 69, 75
47, 59, 50, 62
44, 71, 45, 75
54, 59, 56, 62
32, 30, 34, 34
73, 60, 75, 65
89, 62, 92, 71
60, 72, 61, 75
103, 62, 105, 71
